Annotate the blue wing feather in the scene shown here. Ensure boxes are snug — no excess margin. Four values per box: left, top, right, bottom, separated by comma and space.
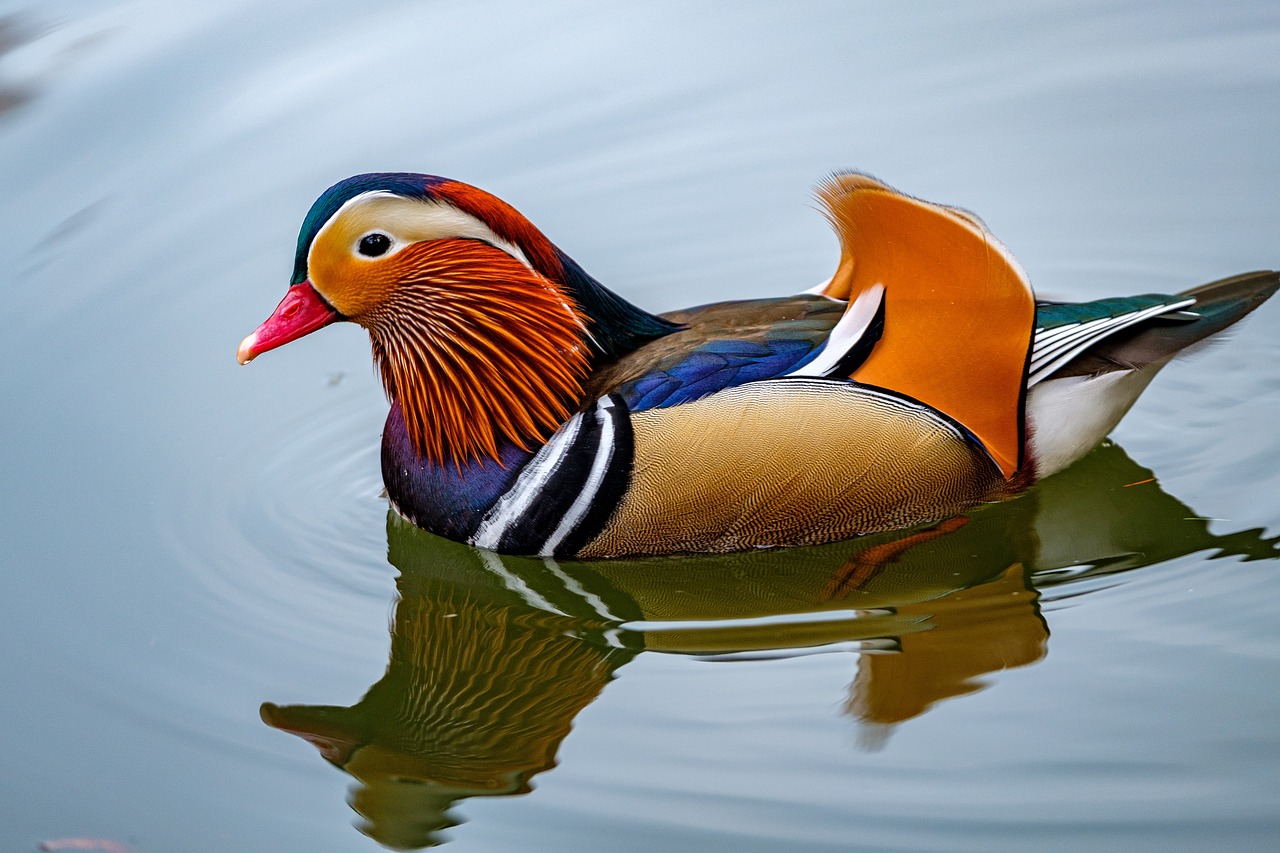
619, 337, 820, 411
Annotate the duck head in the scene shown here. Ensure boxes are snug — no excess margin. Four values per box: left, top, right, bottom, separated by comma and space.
239, 173, 677, 465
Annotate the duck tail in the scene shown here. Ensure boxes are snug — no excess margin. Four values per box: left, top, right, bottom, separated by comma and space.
1053, 271, 1279, 376
1173, 270, 1279, 345
1025, 271, 1277, 479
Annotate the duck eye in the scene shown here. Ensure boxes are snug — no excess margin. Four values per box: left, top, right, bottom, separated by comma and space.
358, 233, 392, 257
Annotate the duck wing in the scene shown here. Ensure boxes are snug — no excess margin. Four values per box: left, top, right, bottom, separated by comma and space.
1031, 270, 1279, 382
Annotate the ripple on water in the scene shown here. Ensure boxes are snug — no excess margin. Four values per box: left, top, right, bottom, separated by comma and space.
162, 382, 394, 654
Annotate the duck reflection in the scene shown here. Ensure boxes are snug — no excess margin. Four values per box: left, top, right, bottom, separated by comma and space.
263, 441, 1277, 848
261, 559, 636, 849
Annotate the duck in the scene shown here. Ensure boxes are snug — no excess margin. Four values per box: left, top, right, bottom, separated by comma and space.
237, 172, 1277, 558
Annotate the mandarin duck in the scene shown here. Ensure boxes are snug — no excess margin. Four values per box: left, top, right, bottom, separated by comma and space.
237, 173, 1277, 557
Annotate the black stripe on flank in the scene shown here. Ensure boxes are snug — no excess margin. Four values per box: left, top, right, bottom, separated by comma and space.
552, 395, 634, 558
494, 414, 602, 554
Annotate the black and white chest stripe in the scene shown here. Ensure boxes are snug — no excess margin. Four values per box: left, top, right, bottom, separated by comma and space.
470, 394, 634, 557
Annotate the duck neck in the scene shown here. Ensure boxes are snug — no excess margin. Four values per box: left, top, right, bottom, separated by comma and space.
381, 402, 535, 541
552, 250, 683, 358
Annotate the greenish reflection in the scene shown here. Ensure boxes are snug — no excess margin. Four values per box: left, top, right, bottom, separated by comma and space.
262, 441, 1277, 848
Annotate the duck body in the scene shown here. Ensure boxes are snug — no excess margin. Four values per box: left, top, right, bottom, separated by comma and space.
383, 291, 1011, 557
239, 172, 1277, 557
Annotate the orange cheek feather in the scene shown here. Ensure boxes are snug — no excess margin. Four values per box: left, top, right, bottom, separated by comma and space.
307, 245, 400, 321
356, 239, 591, 466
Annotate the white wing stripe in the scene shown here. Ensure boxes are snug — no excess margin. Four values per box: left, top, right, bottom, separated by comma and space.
1028, 299, 1194, 385
1031, 314, 1144, 370
786, 283, 884, 377
1032, 318, 1103, 347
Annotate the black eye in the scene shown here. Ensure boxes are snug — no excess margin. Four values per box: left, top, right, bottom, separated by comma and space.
358, 233, 392, 257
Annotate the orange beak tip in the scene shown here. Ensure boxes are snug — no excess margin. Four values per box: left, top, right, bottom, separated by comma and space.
236, 333, 259, 365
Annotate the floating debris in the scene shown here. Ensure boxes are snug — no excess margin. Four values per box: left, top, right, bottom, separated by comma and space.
38, 839, 142, 853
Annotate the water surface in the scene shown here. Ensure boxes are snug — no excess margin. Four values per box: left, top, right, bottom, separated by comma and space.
1, 2, 1278, 851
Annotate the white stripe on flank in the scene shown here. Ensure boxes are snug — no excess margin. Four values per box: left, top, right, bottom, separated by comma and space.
470, 412, 585, 550
539, 398, 617, 557
757, 377, 967, 441
786, 283, 885, 378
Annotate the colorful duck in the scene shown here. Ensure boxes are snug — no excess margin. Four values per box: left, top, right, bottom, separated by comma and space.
237, 172, 1276, 557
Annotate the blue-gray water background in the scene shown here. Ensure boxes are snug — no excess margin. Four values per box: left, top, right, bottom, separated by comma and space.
1, 2, 1278, 850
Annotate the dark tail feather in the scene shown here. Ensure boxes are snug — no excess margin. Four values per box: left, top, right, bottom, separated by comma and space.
1176, 270, 1280, 333
1057, 270, 1278, 375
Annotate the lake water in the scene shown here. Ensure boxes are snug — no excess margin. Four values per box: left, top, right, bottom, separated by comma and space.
2, 2, 1278, 851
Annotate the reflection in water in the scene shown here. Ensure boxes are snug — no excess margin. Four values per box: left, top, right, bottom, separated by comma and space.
846, 563, 1045, 751
264, 442, 1277, 848
263, 559, 635, 849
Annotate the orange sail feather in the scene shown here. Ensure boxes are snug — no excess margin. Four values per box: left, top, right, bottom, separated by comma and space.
815, 174, 1034, 478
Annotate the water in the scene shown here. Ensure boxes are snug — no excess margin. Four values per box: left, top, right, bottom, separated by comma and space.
1, 1, 1278, 850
